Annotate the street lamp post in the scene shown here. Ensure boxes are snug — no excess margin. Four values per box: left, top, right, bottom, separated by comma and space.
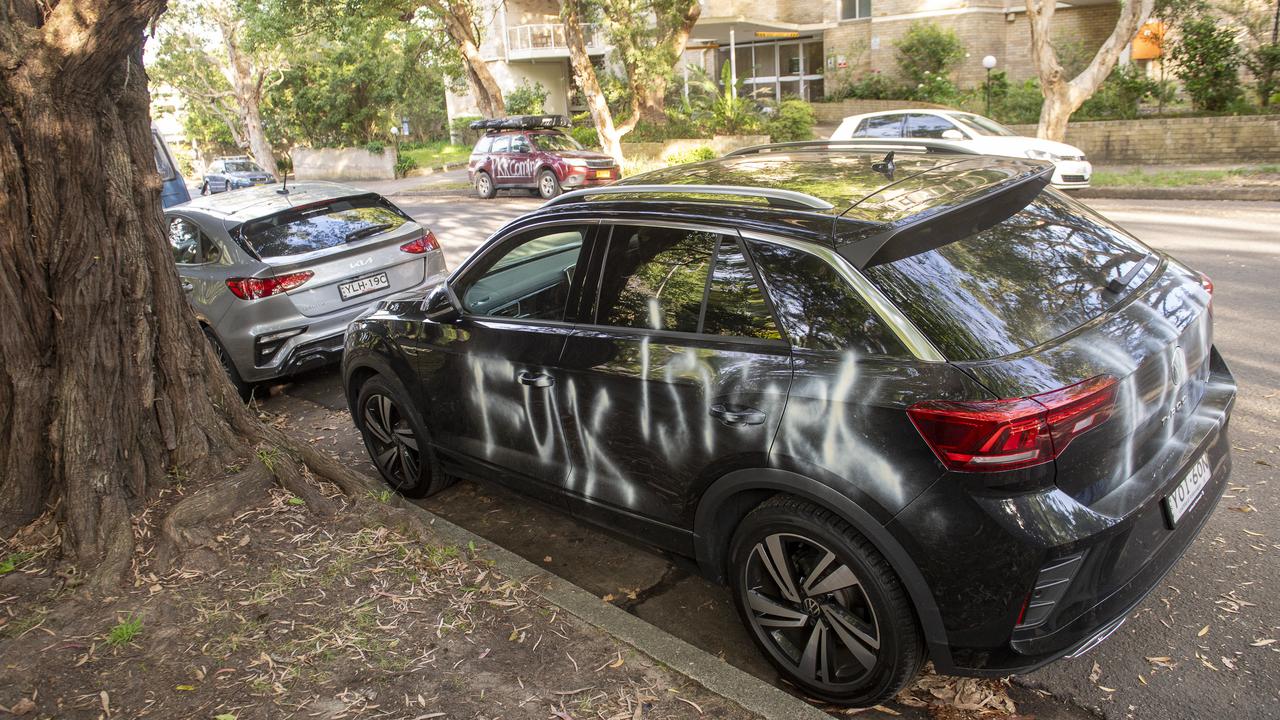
983, 55, 998, 117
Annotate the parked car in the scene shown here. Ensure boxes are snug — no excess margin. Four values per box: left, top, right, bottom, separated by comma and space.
467, 115, 619, 200
151, 126, 191, 208
831, 109, 1093, 189
166, 182, 446, 398
342, 148, 1233, 707
200, 156, 277, 195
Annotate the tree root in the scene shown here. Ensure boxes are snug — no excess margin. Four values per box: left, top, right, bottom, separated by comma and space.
153, 460, 274, 573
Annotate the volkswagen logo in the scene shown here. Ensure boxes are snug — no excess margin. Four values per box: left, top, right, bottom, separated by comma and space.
802, 597, 822, 617
1170, 346, 1187, 390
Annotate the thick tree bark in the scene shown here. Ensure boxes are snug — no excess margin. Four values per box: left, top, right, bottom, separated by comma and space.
0, 0, 390, 593
424, 0, 505, 118
1027, 0, 1154, 141
639, 0, 701, 121
214, 10, 276, 172
562, 0, 639, 166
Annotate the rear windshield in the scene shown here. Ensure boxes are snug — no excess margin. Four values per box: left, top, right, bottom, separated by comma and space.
862, 191, 1154, 361
239, 195, 410, 259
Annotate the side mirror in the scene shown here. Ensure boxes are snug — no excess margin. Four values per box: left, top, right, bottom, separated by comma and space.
941, 129, 965, 141
423, 284, 461, 323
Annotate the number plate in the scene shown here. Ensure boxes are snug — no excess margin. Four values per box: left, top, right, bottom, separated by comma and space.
595, 169, 614, 179
338, 272, 389, 301
1163, 453, 1211, 528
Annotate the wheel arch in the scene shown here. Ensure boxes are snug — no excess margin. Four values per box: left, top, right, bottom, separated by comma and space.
693, 467, 953, 669
341, 335, 424, 425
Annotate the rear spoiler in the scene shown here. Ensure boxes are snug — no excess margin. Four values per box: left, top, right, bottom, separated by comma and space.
837, 162, 1053, 268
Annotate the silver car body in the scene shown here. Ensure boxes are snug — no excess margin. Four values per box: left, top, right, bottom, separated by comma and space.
166, 182, 447, 383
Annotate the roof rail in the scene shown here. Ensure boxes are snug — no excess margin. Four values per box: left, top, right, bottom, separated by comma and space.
543, 183, 835, 211
724, 139, 979, 158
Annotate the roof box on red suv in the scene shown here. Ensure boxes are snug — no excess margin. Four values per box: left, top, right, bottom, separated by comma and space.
469, 115, 569, 131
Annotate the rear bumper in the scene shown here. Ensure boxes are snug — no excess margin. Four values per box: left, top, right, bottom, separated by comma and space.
891, 348, 1236, 676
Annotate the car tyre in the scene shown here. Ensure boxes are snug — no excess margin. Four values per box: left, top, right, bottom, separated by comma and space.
728, 495, 925, 707
355, 374, 453, 498
537, 169, 561, 199
475, 171, 496, 199
203, 327, 254, 402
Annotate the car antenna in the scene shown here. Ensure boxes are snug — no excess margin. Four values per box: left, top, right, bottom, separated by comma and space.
871, 150, 895, 180
276, 170, 289, 195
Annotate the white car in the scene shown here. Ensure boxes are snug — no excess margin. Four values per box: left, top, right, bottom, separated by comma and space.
831, 109, 1092, 189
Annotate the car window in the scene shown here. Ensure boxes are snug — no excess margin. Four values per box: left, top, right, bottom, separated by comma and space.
473, 136, 493, 154
224, 160, 262, 173
238, 194, 410, 258
748, 240, 906, 356
594, 225, 718, 333
703, 238, 782, 341
531, 133, 584, 152
861, 191, 1153, 361
461, 226, 586, 321
208, 162, 222, 174
853, 115, 904, 138
951, 113, 1017, 137
491, 136, 511, 153
152, 134, 177, 181
510, 135, 531, 153
905, 114, 958, 139
168, 217, 216, 265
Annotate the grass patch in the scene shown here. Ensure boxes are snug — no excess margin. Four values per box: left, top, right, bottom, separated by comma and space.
106, 614, 143, 646
402, 142, 471, 169
0, 550, 36, 575
1092, 165, 1280, 188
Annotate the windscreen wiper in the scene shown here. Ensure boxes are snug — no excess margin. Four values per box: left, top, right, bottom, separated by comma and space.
345, 223, 394, 243
1106, 253, 1153, 294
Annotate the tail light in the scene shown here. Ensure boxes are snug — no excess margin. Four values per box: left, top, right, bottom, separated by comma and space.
400, 231, 440, 254
225, 271, 313, 300
1198, 271, 1213, 314
907, 375, 1118, 472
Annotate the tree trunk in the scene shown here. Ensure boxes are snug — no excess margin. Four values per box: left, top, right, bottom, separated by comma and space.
562, 0, 638, 166
1026, 0, 1154, 141
217, 15, 276, 172
426, 0, 505, 118
0, 0, 391, 594
636, 0, 701, 122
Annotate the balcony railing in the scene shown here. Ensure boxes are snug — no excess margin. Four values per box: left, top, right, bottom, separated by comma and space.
505, 23, 605, 57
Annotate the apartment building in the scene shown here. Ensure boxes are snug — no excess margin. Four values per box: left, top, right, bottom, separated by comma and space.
445, 0, 1124, 121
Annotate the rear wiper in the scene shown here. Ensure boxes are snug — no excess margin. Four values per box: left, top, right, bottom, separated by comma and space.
1106, 253, 1153, 294
345, 223, 394, 243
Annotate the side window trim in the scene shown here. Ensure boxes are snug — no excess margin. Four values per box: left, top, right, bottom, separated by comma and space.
739, 230, 945, 362
450, 218, 597, 327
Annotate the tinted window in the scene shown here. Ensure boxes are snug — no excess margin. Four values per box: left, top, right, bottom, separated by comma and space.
239, 195, 409, 258
168, 217, 218, 264
531, 133, 584, 152
905, 114, 957, 139
748, 240, 905, 356
473, 136, 493, 154
510, 135, 531, 153
152, 134, 176, 181
491, 136, 511, 153
861, 191, 1153, 360
703, 239, 781, 341
854, 115, 903, 138
462, 226, 584, 321
224, 161, 262, 173
595, 226, 717, 333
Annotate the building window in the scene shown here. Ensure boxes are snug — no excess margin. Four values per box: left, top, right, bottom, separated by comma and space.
841, 0, 871, 20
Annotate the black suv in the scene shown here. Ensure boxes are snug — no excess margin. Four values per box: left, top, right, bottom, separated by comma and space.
342, 145, 1235, 706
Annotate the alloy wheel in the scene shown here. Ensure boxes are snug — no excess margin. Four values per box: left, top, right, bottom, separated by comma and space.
361, 392, 420, 490
477, 174, 492, 197
742, 532, 881, 691
539, 172, 558, 199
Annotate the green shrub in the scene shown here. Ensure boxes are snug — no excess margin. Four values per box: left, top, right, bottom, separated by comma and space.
764, 98, 816, 142
1170, 16, 1242, 111
394, 152, 418, 178
666, 145, 717, 164
569, 125, 600, 149
710, 62, 761, 134
505, 80, 548, 115
895, 23, 965, 88
450, 115, 482, 145
1079, 64, 1158, 119
363, 140, 386, 155
911, 71, 960, 104
1246, 43, 1280, 107
833, 71, 897, 100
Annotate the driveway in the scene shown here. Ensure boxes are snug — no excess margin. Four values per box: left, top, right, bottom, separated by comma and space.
258, 195, 1280, 719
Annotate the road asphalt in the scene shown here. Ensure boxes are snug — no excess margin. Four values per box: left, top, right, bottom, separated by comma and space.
259, 194, 1280, 719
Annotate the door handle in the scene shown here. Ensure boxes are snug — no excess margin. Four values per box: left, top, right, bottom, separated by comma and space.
710, 403, 766, 427
180, 280, 194, 292
517, 370, 554, 388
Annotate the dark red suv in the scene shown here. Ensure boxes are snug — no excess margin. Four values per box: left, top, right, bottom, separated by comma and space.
467, 115, 619, 200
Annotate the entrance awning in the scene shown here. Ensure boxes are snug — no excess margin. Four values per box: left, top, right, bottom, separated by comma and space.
688, 16, 833, 47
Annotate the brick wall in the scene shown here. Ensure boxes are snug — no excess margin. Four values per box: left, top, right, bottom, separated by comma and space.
1003, 5, 1122, 83
1009, 115, 1280, 165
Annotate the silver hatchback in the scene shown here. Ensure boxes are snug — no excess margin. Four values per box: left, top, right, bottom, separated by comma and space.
165, 182, 446, 396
